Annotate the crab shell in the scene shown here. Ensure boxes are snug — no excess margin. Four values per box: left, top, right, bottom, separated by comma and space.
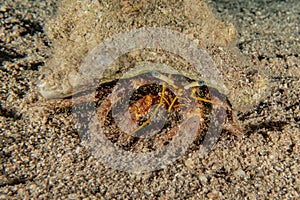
39, 63, 228, 99
38, 0, 237, 100
38, 28, 228, 99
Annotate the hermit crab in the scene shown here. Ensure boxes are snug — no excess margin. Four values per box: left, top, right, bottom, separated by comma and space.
38, 28, 241, 172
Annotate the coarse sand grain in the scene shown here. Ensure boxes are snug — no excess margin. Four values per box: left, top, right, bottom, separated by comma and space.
0, 0, 299, 199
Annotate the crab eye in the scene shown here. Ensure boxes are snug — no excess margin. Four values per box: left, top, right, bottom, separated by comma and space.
151, 71, 158, 77
198, 80, 204, 86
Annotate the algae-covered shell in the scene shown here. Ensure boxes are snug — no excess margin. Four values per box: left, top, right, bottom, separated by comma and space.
38, 0, 236, 99
39, 27, 228, 99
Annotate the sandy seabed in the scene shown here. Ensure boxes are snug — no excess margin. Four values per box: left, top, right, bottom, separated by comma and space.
0, 0, 299, 199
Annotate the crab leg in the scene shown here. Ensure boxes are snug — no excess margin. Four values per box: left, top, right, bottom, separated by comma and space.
191, 88, 232, 111
131, 83, 167, 134
151, 71, 220, 105
167, 96, 178, 112
190, 88, 217, 104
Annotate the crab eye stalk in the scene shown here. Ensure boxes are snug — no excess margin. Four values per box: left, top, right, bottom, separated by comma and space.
151, 71, 176, 87
184, 80, 205, 89
151, 71, 159, 77
198, 80, 204, 86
